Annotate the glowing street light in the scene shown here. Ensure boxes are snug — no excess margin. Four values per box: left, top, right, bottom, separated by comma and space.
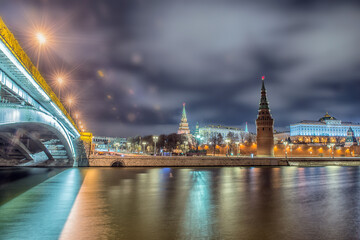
36, 32, 46, 45
184, 140, 188, 156
66, 96, 74, 116
225, 139, 230, 156
74, 111, 80, 122
153, 136, 159, 156
283, 141, 288, 159
142, 142, 147, 154
289, 142, 294, 157
35, 32, 46, 69
235, 141, 240, 156
56, 77, 64, 99
328, 143, 335, 158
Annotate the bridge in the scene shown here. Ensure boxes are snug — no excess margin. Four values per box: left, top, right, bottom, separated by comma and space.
0, 18, 91, 166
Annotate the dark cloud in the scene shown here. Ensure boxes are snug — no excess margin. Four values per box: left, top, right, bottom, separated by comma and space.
1, 0, 360, 137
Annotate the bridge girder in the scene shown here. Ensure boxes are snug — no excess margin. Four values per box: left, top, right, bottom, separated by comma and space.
24, 131, 54, 161
0, 132, 33, 160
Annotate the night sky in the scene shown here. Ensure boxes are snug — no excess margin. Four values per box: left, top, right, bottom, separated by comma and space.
1, 0, 360, 137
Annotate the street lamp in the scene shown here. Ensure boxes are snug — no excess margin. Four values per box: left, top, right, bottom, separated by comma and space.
209, 142, 215, 156
225, 139, 230, 156
328, 143, 335, 158
153, 136, 159, 156
235, 141, 240, 156
184, 140, 188, 156
57, 77, 63, 100
74, 112, 80, 125
36, 32, 46, 69
66, 96, 74, 116
283, 140, 288, 159
142, 142, 146, 154
289, 142, 294, 158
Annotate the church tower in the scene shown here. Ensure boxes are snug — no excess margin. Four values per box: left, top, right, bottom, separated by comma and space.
256, 76, 274, 157
178, 103, 191, 135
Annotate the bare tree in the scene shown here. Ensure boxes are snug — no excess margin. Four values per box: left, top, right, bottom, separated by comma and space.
239, 132, 247, 143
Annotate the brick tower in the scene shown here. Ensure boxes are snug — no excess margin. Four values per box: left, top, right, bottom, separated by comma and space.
256, 76, 274, 157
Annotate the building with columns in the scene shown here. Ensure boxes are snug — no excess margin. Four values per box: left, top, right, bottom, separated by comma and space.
255, 76, 274, 157
290, 113, 360, 144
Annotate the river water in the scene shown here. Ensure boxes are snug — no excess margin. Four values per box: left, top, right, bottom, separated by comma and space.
1, 166, 360, 239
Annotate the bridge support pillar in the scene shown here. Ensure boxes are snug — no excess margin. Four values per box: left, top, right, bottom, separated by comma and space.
74, 132, 93, 167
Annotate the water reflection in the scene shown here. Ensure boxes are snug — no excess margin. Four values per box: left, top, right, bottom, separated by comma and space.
60, 168, 113, 239
180, 170, 217, 239
0, 169, 83, 239
2, 167, 360, 239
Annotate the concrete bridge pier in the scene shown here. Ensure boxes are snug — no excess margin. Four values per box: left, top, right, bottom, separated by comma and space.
74, 132, 93, 167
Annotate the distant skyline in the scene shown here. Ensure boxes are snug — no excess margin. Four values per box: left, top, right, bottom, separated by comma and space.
1, 0, 360, 137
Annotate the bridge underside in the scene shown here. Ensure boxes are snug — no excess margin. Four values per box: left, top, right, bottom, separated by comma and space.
0, 123, 73, 166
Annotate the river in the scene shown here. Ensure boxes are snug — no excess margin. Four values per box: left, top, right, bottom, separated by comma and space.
0, 166, 359, 239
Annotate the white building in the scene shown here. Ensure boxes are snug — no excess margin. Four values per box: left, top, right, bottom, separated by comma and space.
290, 113, 360, 138
198, 124, 249, 143
92, 136, 127, 152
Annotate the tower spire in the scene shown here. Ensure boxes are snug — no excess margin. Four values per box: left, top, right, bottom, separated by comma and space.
178, 102, 190, 135
259, 76, 269, 110
182, 102, 187, 119
245, 122, 248, 133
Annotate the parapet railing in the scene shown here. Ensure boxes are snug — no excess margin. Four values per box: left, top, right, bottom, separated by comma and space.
0, 17, 79, 133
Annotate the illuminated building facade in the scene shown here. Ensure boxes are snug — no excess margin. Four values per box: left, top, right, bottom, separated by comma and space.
290, 113, 360, 140
177, 103, 191, 135
256, 76, 274, 157
198, 125, 248, 144
93, 136, 127, 151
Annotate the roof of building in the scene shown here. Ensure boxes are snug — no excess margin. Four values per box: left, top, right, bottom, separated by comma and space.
259, 77, 270, 110
319, 112, 336, 122
294, 121, 360, 126
291, 113, 360, 126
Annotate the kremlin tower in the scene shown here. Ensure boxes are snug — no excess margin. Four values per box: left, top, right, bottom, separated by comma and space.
178, 103, 191, 135
345, 127, 358, 147
255, 76, 274, 157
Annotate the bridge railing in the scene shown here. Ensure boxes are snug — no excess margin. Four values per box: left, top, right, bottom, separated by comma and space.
0, 17, 80, 134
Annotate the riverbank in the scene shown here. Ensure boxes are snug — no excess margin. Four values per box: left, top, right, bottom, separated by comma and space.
3, 156, 360, 167
89, 155, 360, 167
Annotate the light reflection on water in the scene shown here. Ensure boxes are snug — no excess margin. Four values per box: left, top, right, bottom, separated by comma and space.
180, 170, 216, 239
0, 169, 82, 240
2, 167, 360, 239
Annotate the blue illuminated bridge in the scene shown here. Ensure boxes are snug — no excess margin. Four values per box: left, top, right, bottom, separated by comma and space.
0, 18, 91, 166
